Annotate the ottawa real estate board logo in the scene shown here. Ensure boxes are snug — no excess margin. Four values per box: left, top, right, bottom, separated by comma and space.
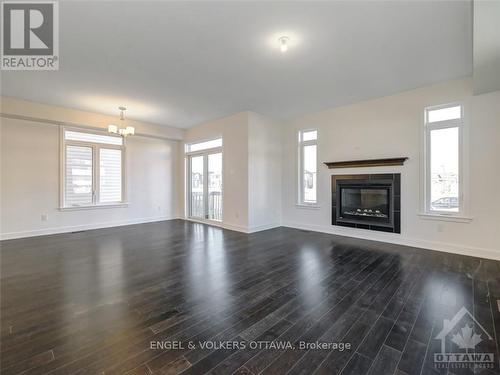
434, 306, 495, 370
1, 1, 58, 70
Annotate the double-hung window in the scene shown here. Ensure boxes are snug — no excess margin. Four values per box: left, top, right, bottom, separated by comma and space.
61, 128, 125, 208
424, 104, 463, 215
298, 129, 318, 205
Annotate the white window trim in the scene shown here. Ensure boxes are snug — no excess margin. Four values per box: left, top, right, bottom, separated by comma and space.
59, 203, 129, 211
421, 102, 471, 222
298, 129, 319, 206
60, 127, 127, 210
185, 136, 223, 155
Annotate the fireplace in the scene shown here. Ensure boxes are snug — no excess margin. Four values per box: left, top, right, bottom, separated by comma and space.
332, 174, 400, 233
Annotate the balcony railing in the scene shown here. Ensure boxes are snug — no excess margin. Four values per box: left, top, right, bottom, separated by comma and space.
190, 191, 222, 221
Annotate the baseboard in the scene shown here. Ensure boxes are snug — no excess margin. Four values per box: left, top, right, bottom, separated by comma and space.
221, 222, 249, 233
6, 217, 496, 261
282, 221, 500, 261
247, 223, 281, 233
0, 216, 177, 240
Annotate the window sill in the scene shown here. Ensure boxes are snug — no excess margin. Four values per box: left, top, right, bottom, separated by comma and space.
295, 204, 321, 210
418, 213, 472, 223
59, 203, 129, 211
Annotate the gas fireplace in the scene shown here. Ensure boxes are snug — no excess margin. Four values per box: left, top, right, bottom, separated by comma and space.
332, 174, 401, 233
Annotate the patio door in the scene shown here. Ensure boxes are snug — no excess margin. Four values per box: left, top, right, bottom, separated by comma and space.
188, 150, 222, 222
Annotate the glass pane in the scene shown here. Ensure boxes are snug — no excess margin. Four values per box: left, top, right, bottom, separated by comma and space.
190, 155, 205, 218
303, 144, 317, 203
301, 130, 317, 142
186, 138, 222, 153
208, 153, 222, 221
99, 148, 122, 203
430, 127, 459, 212
65, 145, 93, 206
340, 187, 390, 223
65, 130, 123, 145
427, 106, 461, 123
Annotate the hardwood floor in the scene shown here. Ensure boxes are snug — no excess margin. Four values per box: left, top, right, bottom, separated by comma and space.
1, 220, 499, 375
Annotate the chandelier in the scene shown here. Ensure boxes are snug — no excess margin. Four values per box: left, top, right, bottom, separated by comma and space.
108, 106, 135, 137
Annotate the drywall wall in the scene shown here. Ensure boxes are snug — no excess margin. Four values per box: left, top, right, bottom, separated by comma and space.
0, 98, 182, 239
281, 78, 500, 260
248, 112, 282, 231
181, 112, 250, 231
3, 80, 499, 261
1, 96, 184, 140
181, 111, 282, 233
473, 0, 500, 95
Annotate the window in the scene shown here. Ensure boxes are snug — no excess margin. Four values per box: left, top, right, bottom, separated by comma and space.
62, 128, 125, 208
65, 145, 93, 206
185, 138, 222, 153
65, 130, 123, 145
298, 130, 318, 205
424, 104, 463, 215
99, 148, 122, 203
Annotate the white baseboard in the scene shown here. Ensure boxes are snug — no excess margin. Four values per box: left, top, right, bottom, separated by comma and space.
221, 222, 249, 233
282, 221, 500, 261
0, 216, 177, 240
4, 217, 498, 261
247, 223, 281, 233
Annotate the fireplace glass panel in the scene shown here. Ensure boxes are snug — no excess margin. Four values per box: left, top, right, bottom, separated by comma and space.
340, 187, 390, 223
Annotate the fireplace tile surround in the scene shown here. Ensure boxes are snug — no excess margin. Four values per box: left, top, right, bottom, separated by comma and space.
332, 173, 401, 234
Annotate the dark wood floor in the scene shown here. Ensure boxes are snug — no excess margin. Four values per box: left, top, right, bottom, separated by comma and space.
1, 220, 499, 375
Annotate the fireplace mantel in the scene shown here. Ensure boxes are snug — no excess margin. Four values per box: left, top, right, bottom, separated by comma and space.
324, 157, 408, 169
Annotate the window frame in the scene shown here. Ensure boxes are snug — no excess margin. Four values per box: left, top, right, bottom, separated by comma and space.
298, 129, 318, 206
185, 137, 223, 154
60, 127, 127, 210
423, 103, 466, 217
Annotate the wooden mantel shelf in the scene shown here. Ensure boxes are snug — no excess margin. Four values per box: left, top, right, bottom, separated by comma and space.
324, 157, 408, 169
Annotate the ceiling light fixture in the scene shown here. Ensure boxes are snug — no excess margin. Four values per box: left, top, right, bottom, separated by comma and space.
278, 36, 289, 52
108, 106, 135, 137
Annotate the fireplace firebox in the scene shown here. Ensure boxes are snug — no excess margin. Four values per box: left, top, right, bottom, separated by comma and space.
332, 174, 400, 233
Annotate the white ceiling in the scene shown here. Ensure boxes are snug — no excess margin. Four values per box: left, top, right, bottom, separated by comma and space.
0, 1, 472, 128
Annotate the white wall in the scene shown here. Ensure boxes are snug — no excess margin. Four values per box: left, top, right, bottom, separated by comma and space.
181, 112, 250, 231
281, 79, 500, 260
1, 96, 184, 140
248, 112, 282, 231
2, 80, 499, 261
473, 0, 500, 95
0, 98, 182, 239
181, 111, 282, 233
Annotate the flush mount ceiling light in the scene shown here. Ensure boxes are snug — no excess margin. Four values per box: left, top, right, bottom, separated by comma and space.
278, 36, 289, 52
108, 106, 135, 137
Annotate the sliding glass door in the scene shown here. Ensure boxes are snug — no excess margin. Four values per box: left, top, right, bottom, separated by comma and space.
187, 144, 222, 222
